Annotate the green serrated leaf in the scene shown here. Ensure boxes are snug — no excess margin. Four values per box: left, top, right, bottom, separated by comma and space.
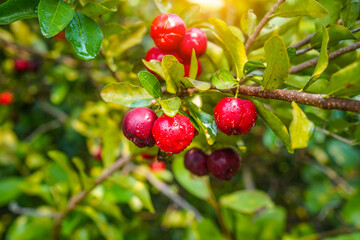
220, 190, 274, 214
186, 99, 217, 145
243, 60, 266, 75
101, 82, 154, 107
159, 97, 181, 117
253, 100, 293, 153
289, 102, 314, 149
212, 69, 238, 90
138, 71, 162, 98
263, 34, 290, 90
209, 18, 247, 78
181, 77, 211, 91
0, 0, 39, 25
189, 49, 198, 80
65, 12, 103, 61
162, 55, 184, 94
303, 25, 329, 91
272, 0, 329, 18
38, 0, 74, 38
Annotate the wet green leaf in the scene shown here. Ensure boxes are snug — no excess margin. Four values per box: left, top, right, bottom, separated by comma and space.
101, 82, 154, 107
159, 97, 181, 117
273, 0, 328, 18
0, 0, 39, 25
38, 0, 74, 38
212, 69, 238, 90
65, 12, 103, 61
289, 102, 314, 149
138, 71, 162, 98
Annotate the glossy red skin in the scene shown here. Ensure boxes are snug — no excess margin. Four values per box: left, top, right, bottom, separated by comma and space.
183, 60, 202, 78
150, 14, 186, 51
184, 148, 208, 176
152, 114, 195, 154
0, 91, 13, 105
123, 107, 158, 148
145, 46, 181, 80
207, 148, 241, 180
150, 161, 166, 172
214, 97, 257, 135
178, 28, 207, 60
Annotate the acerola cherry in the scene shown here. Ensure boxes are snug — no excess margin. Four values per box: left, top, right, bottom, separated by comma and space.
207, 148, 241, 180
150, 14, 186, 51
141, 153, 156, 160
14, 59, 29, 72
152, 114, 195, 154
184, 148, 208, 176
123, 107, 158, 148
178, 28, 207, 60
150, 161, 166, 172
214, 97, 257, 135
183, 59, 202, 78
0, 91, 13, 105
54, 30, 66, 40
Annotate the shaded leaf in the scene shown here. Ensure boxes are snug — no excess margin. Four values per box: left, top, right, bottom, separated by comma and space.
287, 47, 296, 62
38, 0, 75, 38
340, 0, 360, 28
273, 0, 328, 18
0, 178, 22, 206
243, 60, 266, 75
159, 97, 181, 117
162, 55, 184, 94
289, 102, 314, 149
138, 71, 162, 98
0, 0, 39, 25
310, 24, 356, 48
101, 82, 154, 107
78, 1, 117, 18
182, 77, 211, 91
212, 69, 238, 90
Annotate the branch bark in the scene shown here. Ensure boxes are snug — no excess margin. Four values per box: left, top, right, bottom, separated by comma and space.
245, 0, 286, 53
52, 155, 131, 240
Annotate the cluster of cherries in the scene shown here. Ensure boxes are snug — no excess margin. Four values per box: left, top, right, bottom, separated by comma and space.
122, 14, 258, 180
145, 13, 207, 79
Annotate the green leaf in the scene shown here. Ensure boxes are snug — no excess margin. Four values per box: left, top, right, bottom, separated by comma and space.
342, 191, 360, 227
78, 1, 117, 18
289, 102, 314, 149
0, 0, 39, 25
220, 190, 274, 214
186, 99, 217, 145
65, 12, 103, 61
101, 82, 154, 107
38, 0, 75, 38
194, 219, 227, 240
100, 116, 121, 168
272, 0, 329, 18
340, 0, 360, 28
154, 0, 172, 14
72, 157, 94, 190
138, 71, 162, 98
0, 178, 22, 206
324, 233, 360, 240
111, 175, 154, 213
142, 60, 164, 80
189, 49, 198, 80
162, 55, 184, 94
240, 10, 257, 36
158, 97, 181, 117
287, 47, 296, 62
310, 25, 356, 48
263, 34, 290, 90
212, 69, 238, 90
7, 216, 53, 240
327, 59, 360, 97
253, 100, 293, 153
303, 25, 329, 91
181, 77, 211, 91
209, 18, 247, 78
243, 60, 266, 75
172, 155, 210, 200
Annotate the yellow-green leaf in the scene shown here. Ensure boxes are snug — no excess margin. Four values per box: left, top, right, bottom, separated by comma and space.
272, 0, 328, 18
158, 97, 181, 117
289, 102, 314, 149
162, 55, 184, 94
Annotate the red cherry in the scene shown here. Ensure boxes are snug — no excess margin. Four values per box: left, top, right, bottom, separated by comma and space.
184, 148, 209, 176
150, 161, 166, 172
14, 59, 29, 72
54, 30, 66, 40
207, 148, 241, 180
214, 97, 257, 135
183, 59, 202, 78
150, 14, 186, 51
123, 107, 158, 148
141, 153, 156, 160
0, 91, 13, 105
152, 114, 195, 154
178, 28, 207, 60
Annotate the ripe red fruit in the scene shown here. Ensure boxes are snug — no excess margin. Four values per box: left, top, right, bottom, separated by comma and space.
178, 28, 207, 60
0, 91, 13, 105
207, 148, 241, 180
150, 14, 186, 51
214, 97, 257, 135
141, 153, 156, 160
54, 30, 66, 40
150, 161, 166, 172
14, 59, 29, 72
123, 107, 158, 148
183, 59, 202, 78
184, 148, 208, 176
152, 114, 195, 154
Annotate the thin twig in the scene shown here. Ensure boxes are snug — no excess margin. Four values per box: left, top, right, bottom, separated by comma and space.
289, 41, 360, 74
290, 34, 314, 50
315, 126, 357, 146
245, 0, 286, 53
100, 48, 122, 82
25, 120, 61, 142
38, 101, 68, 123
52, 155, 131, 240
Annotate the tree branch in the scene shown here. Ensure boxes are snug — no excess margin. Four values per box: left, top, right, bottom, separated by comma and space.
315, 126, 358, 146
289, 41, 360, 74
290, 34, 314, 50
245, 0, 286, 53
52, 155, 131, 240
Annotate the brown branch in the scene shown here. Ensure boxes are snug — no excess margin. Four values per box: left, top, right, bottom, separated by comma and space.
52, 155, 131, 240
290, 34, 314, 50
289, 41, 360, 74
315, 126, 357, 146
245, 0, 286, 53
